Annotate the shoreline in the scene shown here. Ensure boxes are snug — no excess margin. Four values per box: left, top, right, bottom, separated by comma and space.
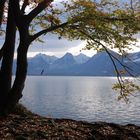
0, 104, 140, 140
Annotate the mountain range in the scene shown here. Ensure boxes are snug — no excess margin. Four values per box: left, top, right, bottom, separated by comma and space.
12, 51, 140, 76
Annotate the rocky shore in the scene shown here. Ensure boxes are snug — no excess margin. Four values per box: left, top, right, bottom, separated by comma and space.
0, 104, 140, 140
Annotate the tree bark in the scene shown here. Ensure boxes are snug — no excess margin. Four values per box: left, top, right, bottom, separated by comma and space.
0, 0, 31, 114
5, 41, 30, 113
0, 0, 16, 113
0, 0, 67, 115
1, 13, 31, 113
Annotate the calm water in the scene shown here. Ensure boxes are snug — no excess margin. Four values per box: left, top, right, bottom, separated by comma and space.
20, 76, 140, 125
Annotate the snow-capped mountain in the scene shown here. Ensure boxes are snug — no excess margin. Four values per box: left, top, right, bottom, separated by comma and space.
126, 51, 140, 62
12, 53, 58, 75
124, 52, 140, 76
29, 53, 58, 64
50, 53, 77, 68
12, 51, 140, 76
77, 51, 126, 76
74, 53, 90, 64
77, 51, 140, 76
28, 54, 58, 75
47, 53, 78, 75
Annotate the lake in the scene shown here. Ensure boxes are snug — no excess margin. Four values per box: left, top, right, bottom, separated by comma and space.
20, 76, 140, 125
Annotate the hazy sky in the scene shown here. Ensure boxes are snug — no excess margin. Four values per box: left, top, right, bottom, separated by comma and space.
0, 0, 139, 58
27, 0, 140, 57
0, 0, 95, 58
31, 0, 95, 57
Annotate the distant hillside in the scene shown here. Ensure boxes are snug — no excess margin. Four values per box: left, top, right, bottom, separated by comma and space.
28, 54, 58, 75
12, 51, 140, 76
47, 53, 78, 75
74, 53, 90, 64
75, 51, 140, 76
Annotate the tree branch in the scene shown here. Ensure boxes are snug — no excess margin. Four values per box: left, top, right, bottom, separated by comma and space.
0, 0, 6, 27
130, 0, 134, 14
0, 45, 4, 61
30, 22, 68, 42
11, 0, 22, 27
11, 0, 20, 16
71, 27, 137, 101
90, 39, 129, 102
21, 0, 29, 14
83, 31, 135, 77
27, 0, 53, 23
103, 17, 129, 21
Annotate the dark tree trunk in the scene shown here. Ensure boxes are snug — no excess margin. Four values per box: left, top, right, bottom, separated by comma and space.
0, 1, 16, 113
0, 0, 55, 115
0, 0, 32, 114
5, 41, 30, 113
2, 12, 31, 113
4, 12, 31, 109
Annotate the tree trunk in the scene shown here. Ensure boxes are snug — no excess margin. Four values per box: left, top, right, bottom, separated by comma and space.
0, 0, 54, 115
4, 35, 30, 114
0, 0, 31, 114
3, 9, 32, 110
0, 1, 16, 113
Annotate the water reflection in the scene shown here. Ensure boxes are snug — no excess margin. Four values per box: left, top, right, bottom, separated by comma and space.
21, 76, 140, 125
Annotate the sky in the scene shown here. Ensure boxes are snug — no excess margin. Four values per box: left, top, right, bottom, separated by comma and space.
0, 0, 140, 58
26, 0, 140, 57
27, 34, 96, 58
0, 0, 96, 58
27, 0, 140, 57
